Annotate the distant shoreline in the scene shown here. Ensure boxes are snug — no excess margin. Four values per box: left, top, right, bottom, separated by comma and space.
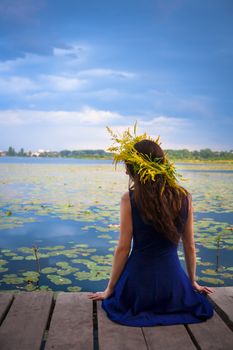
2, 147, 233, 162
0, 155, 232, 164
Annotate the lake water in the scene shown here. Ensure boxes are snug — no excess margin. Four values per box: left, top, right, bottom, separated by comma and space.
0, 157, 232, 292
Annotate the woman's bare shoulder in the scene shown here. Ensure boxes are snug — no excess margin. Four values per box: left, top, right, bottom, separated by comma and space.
121, 191, 130, 202
186, 192, 193, 210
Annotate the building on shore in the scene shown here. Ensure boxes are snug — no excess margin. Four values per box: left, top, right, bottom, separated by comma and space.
0, 151, 7, 156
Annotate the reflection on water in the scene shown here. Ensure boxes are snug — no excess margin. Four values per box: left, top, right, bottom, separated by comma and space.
0, 159, 232, 291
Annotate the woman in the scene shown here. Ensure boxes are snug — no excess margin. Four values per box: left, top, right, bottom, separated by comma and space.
87, 126, 215, 326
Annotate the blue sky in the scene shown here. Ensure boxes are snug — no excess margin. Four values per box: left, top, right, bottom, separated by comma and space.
0, 0, 232, 151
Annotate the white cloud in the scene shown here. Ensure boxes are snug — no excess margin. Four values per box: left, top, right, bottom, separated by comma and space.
0, 107, 124, 126
0, 73, 87, 96
78, 68, 136, 79
40, 74, 87, 91
0, 110, 226, 150
140, 115, 191, 131
0, 42, 90, 75
0, 76, 38, 93
0, 53, 47, 72
78, 106, 124, 124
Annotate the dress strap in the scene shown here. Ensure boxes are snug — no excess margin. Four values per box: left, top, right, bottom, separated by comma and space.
128, 189, 135, 207
181, 194, 189, 227
184, 194, 190, 222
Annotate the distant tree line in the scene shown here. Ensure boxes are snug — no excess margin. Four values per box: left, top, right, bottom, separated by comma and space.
2, 146, 233, 160
6, 146, 26, 156
3, 147, 112, 159
166, 148, 233, 161
60, 149, 109, 158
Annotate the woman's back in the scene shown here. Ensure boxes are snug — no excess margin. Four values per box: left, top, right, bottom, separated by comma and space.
129, 189, 188, 255
102, 189, 214, 326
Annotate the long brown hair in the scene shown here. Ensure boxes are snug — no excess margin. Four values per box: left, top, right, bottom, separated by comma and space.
125, 139, 189, 245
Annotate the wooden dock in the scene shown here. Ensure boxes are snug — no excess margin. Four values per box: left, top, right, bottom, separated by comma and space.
0, 287, 232, 350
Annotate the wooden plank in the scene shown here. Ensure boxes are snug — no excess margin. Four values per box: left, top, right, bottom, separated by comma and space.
97, 301, 147, 350
187, 310, 233, 350
0, 291, 53, 350
0, 293, 14, 324
207, 286, 233, 330
45, 292, 93, 350
142, 324, 196, 350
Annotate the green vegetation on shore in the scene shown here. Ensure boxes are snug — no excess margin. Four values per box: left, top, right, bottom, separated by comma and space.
1, 146, 233, 162
166, 149, 233, 163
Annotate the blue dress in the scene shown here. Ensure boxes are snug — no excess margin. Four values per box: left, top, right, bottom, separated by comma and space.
101, 189, 214, 326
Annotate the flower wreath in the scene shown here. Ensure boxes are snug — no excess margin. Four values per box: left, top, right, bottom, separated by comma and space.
106, 122, 187, 195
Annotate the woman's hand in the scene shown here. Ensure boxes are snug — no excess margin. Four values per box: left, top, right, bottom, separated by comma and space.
87, 287, 114, 300
192, 281, 215, 295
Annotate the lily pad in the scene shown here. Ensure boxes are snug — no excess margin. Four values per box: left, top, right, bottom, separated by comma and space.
11, 256, 25, 260
1, 274, 25, 285
47, 275, 72, 285
0, 259, 8, 266
198, 276, 224, 285
67, 286, 82, 292
41, 267, 58, 274
57, 267, 77, 276
56, 261, 70, 268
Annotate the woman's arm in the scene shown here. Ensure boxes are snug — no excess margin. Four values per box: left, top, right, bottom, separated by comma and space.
88, 191, 133, 300
182, 193, 215, 294
182, 193, 196, 284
